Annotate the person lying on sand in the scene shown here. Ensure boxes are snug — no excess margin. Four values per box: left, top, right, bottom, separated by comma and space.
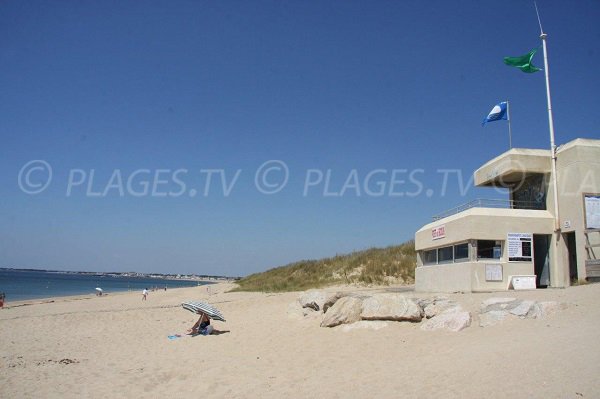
187, 311, 213, 335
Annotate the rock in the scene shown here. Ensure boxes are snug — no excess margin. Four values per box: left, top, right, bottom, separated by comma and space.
320, 296, 363, 327
322, 292, 346, 313
413, 297, 433, 309
299, 290, 341, 312
424, 300, 460, 319
478, 310, 508, 327
361, 293, 423, 322
480, 297, 518, 312
421, 310, 471, 332
527, 301, 562, 319
509, 300, 535, 318
341, 321, 389, 332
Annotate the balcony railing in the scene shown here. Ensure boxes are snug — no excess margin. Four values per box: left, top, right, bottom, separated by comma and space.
432, 198, 545, 221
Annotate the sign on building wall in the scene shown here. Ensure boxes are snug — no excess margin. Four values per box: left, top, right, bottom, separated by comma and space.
507, 233, 533, 262
485, 264, 503, 281
584, 195, 600, 229
431, 225, 445, 240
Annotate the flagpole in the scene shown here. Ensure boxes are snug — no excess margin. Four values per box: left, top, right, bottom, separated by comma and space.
506, 100, 512, 148
536, 3, 561, 231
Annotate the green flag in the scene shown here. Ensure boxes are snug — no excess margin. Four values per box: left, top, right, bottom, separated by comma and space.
504, 49, 541, 73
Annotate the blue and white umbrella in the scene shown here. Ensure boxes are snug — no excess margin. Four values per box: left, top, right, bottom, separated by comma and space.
182, 301, 226, 322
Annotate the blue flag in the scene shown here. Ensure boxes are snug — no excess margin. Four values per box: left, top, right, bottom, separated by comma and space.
482, 102, 508, 126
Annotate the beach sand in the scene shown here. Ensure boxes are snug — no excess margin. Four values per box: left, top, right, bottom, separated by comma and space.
1, 282, 599, 398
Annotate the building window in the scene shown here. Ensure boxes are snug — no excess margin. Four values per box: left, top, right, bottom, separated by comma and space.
477, 240, 502, 259
454, 242, 469, 261
423, 249, 437, 265
421, 242, 470, 265
438, 246, 453, 263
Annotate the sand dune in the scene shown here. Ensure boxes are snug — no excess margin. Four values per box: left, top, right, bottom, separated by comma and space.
1, 282, 600, 398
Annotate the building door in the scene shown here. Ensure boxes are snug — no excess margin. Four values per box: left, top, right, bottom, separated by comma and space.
533, 234, 551, 288
565, 232, 578, 282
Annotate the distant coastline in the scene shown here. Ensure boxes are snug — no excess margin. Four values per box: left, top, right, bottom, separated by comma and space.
0, 267, 240, 282
0, 268, 240, 302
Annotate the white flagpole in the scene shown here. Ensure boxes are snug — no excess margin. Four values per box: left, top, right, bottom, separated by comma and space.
506, 100, 512, 149
536, 2, 560, 231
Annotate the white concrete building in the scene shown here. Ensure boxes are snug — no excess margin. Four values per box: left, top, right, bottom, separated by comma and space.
415, 138, 600, 292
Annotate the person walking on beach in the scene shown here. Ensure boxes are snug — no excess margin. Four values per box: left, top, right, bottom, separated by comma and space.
142, 288, 148, 301
0, 292, 5, 308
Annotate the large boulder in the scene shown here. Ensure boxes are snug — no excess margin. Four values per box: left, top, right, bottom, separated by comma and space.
478, 310, 509, 327
322, 292, 347, 313
320, 296, 363, 327
299, 290, 341, 312
424, 299, 461, 319
527, 301, 563, 319
509, 300, 535, 318
480, 297, 518, 313
421, 309, 471, 332
361, 293, 423, 322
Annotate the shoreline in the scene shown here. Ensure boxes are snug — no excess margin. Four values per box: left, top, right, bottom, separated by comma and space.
2, 282, 219, 309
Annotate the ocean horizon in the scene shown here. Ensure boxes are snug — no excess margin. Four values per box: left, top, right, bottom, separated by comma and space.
0, 269, 212, 302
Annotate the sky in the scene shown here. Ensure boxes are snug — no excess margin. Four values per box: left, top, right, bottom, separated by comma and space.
1, 0, 599, 277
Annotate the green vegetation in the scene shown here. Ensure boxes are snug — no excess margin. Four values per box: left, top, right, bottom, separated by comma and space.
232, 240, 416, 292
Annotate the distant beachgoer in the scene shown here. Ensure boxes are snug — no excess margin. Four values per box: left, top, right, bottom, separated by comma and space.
142, 288, 148, 301
0, 293, 5, 308
164, 285, 167, 291
187, 311, 213, 335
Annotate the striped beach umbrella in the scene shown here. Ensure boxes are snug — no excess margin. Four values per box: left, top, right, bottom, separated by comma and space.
182, 301, 226, 322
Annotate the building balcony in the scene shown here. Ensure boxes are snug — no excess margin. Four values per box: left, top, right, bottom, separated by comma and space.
432, 198, 546, 221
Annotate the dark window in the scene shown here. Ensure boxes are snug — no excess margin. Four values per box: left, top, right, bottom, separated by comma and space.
423, 249, 437, 265
477, 240, 501, 259
454, 243, 469, 261
438, 246, 453, 263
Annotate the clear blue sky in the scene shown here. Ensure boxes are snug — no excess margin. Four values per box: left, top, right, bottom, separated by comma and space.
1, 1, 599, 276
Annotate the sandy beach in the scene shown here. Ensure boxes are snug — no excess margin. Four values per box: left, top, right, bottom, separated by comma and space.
1, 282, 600, 398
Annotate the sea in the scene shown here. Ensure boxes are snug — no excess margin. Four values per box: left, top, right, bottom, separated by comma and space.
0, 269, 211, 302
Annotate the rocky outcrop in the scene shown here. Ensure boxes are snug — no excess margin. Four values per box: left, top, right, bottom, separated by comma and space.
479, 310, 509, 327
322, 292, 347, 312
361, 293, 423, 322
295, 289, 565, 332
298, 290, 327, 311
479, 298, 564, 327
320, 296, 363, 327
423, 298, 461, 319
421, 308, 471, 332
509, 300, 535, 317
528, 301, 563, 319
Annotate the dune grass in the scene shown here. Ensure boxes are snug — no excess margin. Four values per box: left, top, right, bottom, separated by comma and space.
232, 240, 416, 292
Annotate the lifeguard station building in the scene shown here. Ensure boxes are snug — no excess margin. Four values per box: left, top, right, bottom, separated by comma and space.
415, 138, 600, 292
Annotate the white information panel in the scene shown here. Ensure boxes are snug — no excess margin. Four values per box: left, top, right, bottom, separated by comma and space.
485, 264, 503, 282
507, 232, 533, 262
511, 275, 536, 290
585, 195, 600, 229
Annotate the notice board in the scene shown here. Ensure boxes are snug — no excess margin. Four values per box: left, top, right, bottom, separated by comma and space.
508, 233, 533, 262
